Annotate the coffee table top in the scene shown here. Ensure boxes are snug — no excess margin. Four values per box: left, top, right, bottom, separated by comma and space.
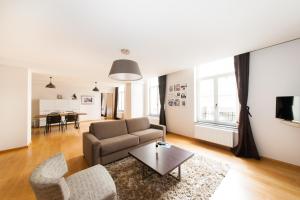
129, 142, 194, 176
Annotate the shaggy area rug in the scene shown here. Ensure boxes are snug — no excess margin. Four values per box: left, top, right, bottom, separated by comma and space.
105, 154, 229, 200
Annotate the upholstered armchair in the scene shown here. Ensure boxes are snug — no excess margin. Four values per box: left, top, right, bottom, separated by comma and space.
29, 153, 117, 200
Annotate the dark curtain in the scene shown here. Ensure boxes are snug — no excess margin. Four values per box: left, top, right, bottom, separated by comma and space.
101, 93, 104, 117
113, 87, 119, 119
233, 52, 260, 160
158, 75, 167, 126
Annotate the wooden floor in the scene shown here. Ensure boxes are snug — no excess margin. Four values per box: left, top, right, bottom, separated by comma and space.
0, 121, 299, 200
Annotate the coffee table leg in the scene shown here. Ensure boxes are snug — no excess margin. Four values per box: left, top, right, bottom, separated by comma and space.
169, 165, 181, 181
178, 165, 181, 181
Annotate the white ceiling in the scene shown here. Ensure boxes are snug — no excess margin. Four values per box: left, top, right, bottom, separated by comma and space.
0, 0, 300, 85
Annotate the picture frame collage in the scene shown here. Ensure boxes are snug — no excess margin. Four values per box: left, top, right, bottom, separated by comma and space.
167, 83, 187, 107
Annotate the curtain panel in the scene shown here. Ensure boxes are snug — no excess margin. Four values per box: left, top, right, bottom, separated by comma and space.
233, 52, 260, 160
158, 75, 167, 126
113, 87, 119, 119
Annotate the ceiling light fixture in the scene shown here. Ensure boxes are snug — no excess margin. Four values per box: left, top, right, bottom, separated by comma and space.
92, 81, 99, 92
45, 77, 56, 88
108, 49, 142, 81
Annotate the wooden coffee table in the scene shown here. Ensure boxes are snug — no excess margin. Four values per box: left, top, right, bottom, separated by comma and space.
129, 142, 194, 181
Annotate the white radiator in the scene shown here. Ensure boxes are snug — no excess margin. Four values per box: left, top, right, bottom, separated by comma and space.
194, 125, 235, 147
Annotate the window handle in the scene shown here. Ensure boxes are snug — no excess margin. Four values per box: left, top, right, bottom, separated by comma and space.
215, 104, 218, 108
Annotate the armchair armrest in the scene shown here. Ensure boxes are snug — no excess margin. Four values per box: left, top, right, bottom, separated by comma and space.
82, 132, 101, 166
150, 124, 166, 141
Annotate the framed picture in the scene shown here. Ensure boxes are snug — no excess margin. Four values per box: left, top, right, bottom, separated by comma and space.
168, 99, 174, 106
174, 99, 180, 106
169, 85, 173, 92
175, 84, 181, 91
81, 95, 94, 105
181, 92, 186, 99
181, 83, 187, 90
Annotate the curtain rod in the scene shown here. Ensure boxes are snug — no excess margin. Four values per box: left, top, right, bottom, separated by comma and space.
250, 37, 300, 53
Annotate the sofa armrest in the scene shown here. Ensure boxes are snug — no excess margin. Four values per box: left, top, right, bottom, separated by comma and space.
82, 132, 101, 166
150, 124, 166, 141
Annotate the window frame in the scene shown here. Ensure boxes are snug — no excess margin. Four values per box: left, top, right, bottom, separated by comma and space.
196, 72, 238, 127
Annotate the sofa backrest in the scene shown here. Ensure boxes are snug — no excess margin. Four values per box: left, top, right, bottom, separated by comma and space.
125, 117, 150, 133
90, 120, 128, 140
30, 153, 70, 200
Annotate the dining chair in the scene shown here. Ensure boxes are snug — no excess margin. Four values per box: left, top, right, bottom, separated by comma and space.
44, 113, 64, 134
64, 113, 79, 130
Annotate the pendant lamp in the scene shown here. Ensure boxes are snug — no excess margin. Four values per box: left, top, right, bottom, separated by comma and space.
92, 82, 99, 92
108, 49, 142, 81
45, 77, 56, 88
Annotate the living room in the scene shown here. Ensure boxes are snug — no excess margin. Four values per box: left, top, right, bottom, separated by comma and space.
0, 1, 300, 200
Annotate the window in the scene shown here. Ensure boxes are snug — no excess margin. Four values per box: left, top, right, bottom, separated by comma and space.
117, 86, 125, 112
148, 77, 160, 116
196, 57, 238, 126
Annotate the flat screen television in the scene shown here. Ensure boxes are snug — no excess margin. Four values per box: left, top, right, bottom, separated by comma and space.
276, 96, 300, 123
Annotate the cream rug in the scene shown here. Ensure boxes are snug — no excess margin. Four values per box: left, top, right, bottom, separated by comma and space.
106, 154, 229, 200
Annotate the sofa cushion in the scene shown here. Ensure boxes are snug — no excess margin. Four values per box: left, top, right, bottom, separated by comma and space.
130, 129, 163, 143
125, 117, 150, 133
67, 165, 117, 200
90, 120, 128, 140
100, 134, 139, 156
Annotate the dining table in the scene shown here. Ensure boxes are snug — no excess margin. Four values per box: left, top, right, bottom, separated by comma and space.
33, 112, 87, 119
33, 112, 87, 129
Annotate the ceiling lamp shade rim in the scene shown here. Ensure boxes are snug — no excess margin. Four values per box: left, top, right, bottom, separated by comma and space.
45, 76, 56, 88
108, 73, 143, 81
109, 59, 142, 81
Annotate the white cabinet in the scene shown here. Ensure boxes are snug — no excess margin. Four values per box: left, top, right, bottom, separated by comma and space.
39, 99, 80, 127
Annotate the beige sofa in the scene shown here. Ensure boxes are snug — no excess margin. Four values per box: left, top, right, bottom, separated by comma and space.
83, 117, 166, 166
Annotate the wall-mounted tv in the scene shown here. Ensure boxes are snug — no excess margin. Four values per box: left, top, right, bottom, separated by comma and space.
276, 96, 300, 123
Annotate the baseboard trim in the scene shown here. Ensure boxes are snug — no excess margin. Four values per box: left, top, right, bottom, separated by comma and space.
0, 145, 29, 154
261, 156, 300, 169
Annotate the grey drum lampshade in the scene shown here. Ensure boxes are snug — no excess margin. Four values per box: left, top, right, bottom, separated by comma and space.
109, 59, 142, 81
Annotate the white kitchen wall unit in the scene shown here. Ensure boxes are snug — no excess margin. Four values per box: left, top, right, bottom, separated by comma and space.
194, 125, 235, 147
39, 99, 80, 127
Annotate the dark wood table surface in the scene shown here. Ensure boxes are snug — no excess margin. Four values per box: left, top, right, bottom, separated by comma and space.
33, 112, 87, 119
129, 142, 194, 179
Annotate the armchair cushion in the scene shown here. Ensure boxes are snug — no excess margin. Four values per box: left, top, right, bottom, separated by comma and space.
100, 134, 139, 156
130, 129, 163, 143
67, 165, 116, 200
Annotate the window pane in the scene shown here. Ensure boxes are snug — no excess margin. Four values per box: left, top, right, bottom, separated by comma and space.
198, 79, 215, 121
217, 75, 238, 124
149, 77, 160, 116
118, 86, 125, 111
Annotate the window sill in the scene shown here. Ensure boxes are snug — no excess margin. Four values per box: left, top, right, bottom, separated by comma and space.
148, 115, 159, 118
195, 121, 237, 132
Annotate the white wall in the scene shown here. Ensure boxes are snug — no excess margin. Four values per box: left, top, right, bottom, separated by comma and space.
123, 83, 132, 119
248, 39, 300, 166
165, 68, 195, 137
0, 65, 31, 151
32, 77, 114, 122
